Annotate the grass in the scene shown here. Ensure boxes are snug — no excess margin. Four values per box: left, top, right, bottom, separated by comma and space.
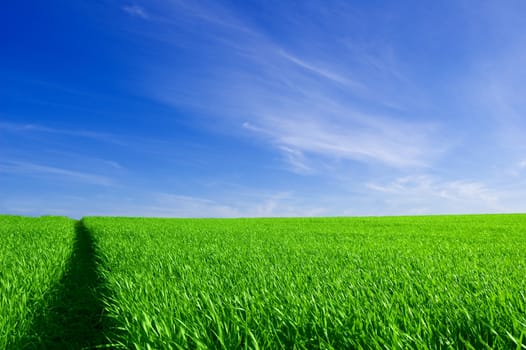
0, 215, 75, 348
83, 214, 526, 349
17, 220, 113, 348
0, 215, 114, 349
1, 214, 526, 349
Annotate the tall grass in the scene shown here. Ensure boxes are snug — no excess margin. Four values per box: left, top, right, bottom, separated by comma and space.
84, 214, 526, 349
0, 215, 75, 348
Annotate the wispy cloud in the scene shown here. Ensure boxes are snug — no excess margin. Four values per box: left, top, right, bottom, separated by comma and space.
0, 191, 328, 218
278, 50, 364, 91
144, 193, 239, 217
244, 112, 439, 169
277, 146, 313, 175
147, 192, 326, 218
365, 175, 512, 214
122, 5, 149, 19
367, 175, 497, 202
0, 161, 113, 186
0, 122, 122, 144
507, 159, 526, 177
143, 2, 444, 173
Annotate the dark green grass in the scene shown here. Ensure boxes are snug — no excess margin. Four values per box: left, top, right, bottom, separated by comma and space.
0, 216, 115, 349
17, 220, 114, 349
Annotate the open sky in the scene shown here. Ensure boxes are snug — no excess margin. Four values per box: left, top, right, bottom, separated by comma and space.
2, 0, 526, 218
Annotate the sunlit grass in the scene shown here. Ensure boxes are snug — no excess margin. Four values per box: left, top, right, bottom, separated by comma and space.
84, 214, 526, 349
0, 215, 75, 348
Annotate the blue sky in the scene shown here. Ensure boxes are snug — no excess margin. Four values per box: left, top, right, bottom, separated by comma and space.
1, 0, 526, 218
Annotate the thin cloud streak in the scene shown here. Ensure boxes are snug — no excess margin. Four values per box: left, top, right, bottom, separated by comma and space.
122, 5, 149, 19
0, 122, 123, 144
278, 50, 365, 91
0, 161, 113, 186
277, 146, 314, 175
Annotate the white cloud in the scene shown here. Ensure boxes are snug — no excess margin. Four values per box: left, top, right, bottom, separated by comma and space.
277, 146, 313, 175
507, 159, 526, 177
122, 5, 149, 19
279, 50, 364, 91
148, 193, 240, 217
0, 122, 122, 144
244, 112, 439, 169
0, 161, 113, 186
365, 175, 509, 214
146, 192, 326, 218
0, 191, 328, 218
367, 175, 498, 201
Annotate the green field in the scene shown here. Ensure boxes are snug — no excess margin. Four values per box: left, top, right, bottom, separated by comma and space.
1, 214, 526, 349
0, 216, 75, 348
